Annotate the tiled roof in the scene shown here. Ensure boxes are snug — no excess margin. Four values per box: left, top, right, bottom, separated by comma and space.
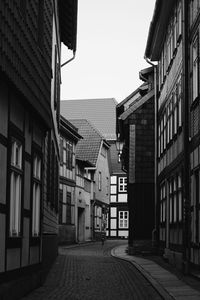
61, 98, 117, 140
69, 119, 104, 167
60, 115, 82, 141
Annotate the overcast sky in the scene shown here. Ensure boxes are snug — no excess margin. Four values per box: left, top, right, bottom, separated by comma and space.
61, 0, 156, 103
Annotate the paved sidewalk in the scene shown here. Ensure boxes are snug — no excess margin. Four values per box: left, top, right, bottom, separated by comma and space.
111, 245, 200, 300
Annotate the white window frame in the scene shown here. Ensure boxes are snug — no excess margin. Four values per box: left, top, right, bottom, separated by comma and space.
118, 177, 127, 192
32, 154, 42, 236
119, 211, 129, 228
10, 138, 23, 237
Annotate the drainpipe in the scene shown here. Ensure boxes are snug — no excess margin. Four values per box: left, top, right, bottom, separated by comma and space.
144, 56, 158, 248
182, 0, 190, 274
61, 51, 76, 68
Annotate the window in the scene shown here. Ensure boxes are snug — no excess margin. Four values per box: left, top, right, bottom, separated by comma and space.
159, 75, 182, 154
163, 113, 167, 150
160, 117, 163, 153
158, 123, 161, 157
119, 211, 129, 228
66, 192, 72, 224
169, 181, 173, 224
32, 154, 42, 236
160, 182, 166, 224
192, 170, 200, 243
118, 177, 127, 192
168, 174, 182, 225
192, 36, 199, 102
174, 92, 178, 134
178, 175, 182, 221
177, 76, 182, 127
59, 189, 63, 224
111, 176, 117, 184
95, 206, 102, 229
60, 138, 64, 165
169, 98, 173, 140
59, 189, 74, 225
98, 172, 102, 190
66, 140, 73, 170
10, 139, 23, 237
173, 178, 177, 223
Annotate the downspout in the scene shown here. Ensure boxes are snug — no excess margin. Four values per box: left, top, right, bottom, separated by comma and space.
144, 56, 158, 248
61, 51, 76, 68
182, 0, 190, 274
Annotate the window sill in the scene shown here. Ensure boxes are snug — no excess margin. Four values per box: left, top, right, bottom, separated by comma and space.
7, 236, 22, 248
30, 236, 41, 246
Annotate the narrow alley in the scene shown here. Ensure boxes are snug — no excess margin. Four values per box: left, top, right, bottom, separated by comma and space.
21, 241, 162, 300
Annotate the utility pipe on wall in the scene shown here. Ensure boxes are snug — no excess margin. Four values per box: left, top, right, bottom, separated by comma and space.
61, 51, 76, 68
144, 56, 158, 247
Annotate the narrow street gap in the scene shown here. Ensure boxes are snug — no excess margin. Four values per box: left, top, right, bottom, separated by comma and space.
22, 241, 162, 300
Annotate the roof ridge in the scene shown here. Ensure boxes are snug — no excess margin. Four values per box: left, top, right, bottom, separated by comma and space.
70, 118, 105, 140
69, 118, 103, 166
61, 98, 117, 102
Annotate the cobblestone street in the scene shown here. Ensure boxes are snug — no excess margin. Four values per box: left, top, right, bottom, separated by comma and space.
22, 240, 162, 300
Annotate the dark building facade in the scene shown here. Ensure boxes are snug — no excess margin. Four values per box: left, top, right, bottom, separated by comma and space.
145, 0, 186, 271
0, 1, 77, 298
145, 0, 200, 272
188, 0, 200, 271
117, 68, 155, 247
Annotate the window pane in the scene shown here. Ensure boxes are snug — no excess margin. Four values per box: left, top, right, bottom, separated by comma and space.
32, 153, 41, 236
10, 172, 21, 236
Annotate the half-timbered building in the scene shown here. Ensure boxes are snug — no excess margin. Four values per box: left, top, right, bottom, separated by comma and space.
70, 119, 110, 240
0, 1, 77, 298
145, 0, 186, 271
59, 116, 81, 244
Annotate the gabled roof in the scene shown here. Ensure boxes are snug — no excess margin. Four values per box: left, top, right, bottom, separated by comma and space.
119, 89, 154, 121
117, 84, 145, 109
69, 119, 109, 167
145, 0, 175, 61
60, 115, 82, 142
61, 98, 117, 140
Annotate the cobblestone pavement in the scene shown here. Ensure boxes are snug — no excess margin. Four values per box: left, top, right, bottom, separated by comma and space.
21, 240, 162, 300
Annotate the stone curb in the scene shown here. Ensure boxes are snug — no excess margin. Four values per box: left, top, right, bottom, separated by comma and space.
111, 246, 175, 300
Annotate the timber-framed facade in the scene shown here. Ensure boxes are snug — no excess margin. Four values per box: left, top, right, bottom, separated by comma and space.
0, 1, 78, 298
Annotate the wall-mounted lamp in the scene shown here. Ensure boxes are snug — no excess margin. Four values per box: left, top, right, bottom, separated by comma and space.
116, 134, 124, 163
